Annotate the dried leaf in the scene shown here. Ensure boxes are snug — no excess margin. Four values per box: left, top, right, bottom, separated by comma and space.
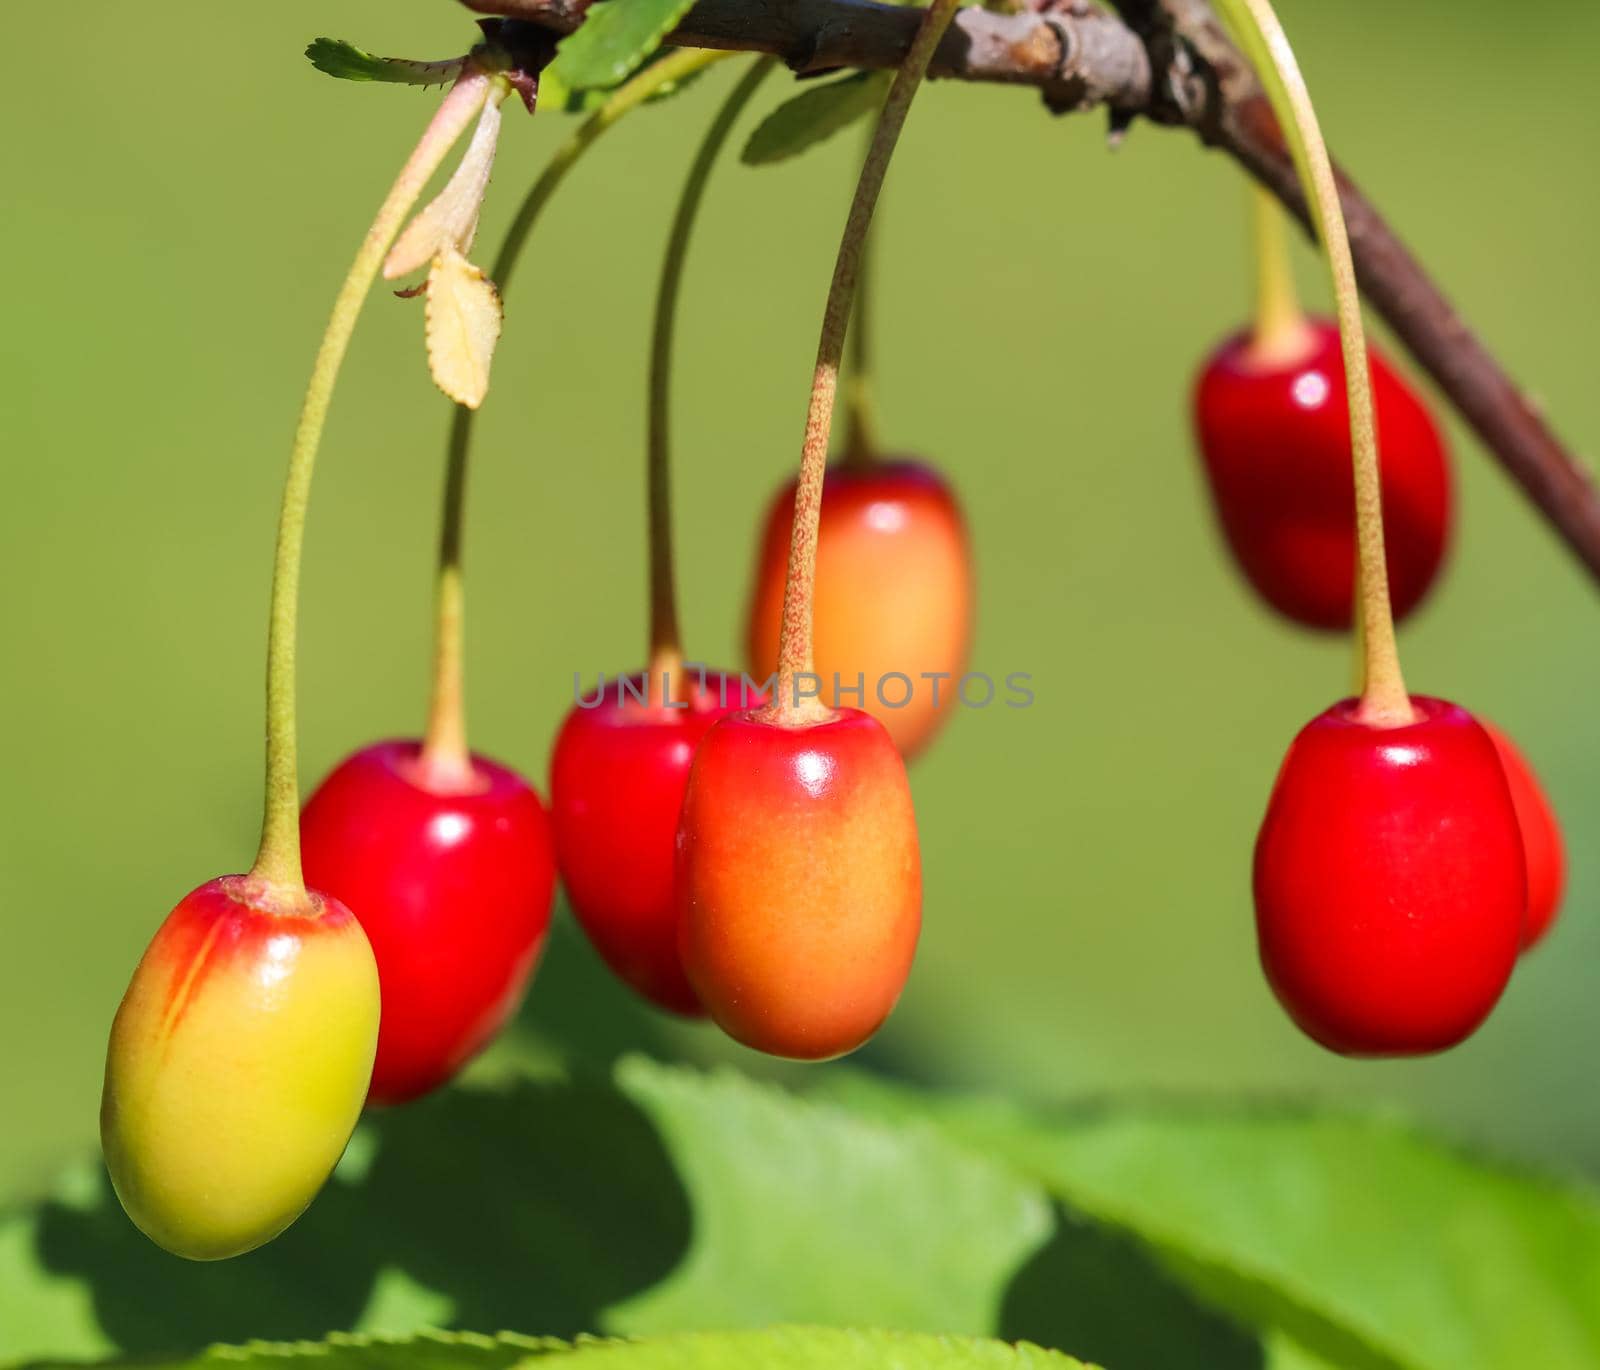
425, 249, 503, 409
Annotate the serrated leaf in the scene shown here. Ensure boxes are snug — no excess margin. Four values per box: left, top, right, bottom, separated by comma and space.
18, 1327, 1094, 1370
548, 1327, 1095, 1369
546, 0, 699, 92
129, 1331, 555, 1370
818, 1074, 1600, 1370
741, 72, 892, 166
305, 39, 463, 87
425, 250, 502, 409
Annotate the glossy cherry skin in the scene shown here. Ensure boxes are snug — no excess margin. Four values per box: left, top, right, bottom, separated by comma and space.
1194, 320, 1452, 629
300, 740, 556, 1104
1255, 697, 1525, 1056
745, 459, 973, 759
102, 876, 379, 1259
1483, 722, 1566, 951
676, 707, 921, 1060
550, 669, 764, 1015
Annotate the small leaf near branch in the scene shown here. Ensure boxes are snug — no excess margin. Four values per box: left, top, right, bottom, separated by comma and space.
547, 0, 699, 92
426, 250, 503, 410
305, 38, 465, 87
742, 72, 893, 166
539, 48, 709, 115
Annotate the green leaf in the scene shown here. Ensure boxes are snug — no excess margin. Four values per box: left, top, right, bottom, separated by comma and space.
607, 1060, 1049, 1336
305, 39, 463, 87
16, 1056, 1600, 1370
537, 49, 708, 115
0, 1062, 1054, 1364
546, 0, 699, 92
549, 1327, 1094, 1369
819, 1075, 1600, 1370
741, 72, 892, 166
20, 1327, 1094, 1370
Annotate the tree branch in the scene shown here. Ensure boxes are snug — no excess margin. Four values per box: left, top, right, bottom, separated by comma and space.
465, 0, 1600, 585
472, 0, 1155, 111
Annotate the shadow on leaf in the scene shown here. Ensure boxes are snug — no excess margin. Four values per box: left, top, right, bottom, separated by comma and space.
34, 1075, 692, 1355
1000, 1203, 1264, 1370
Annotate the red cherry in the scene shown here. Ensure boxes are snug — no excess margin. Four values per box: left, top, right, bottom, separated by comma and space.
1194, 320, 1452, 629
549, 669, 763, 1015
676, 707, 921, 1060
300, 740, 556, 1104
745, 459, 973, 758
1482, 722, 1566, 951
1254, 696, 1525, 1056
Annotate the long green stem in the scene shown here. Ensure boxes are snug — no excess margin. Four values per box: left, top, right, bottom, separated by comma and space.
1248, 181, 1311, 366
418, 411, 476, 788
647, 57, 777, 694
250, 70, 494, 893
420, 46, 736, 761
770, 0, 960, 720
1212, 0, 1412, 726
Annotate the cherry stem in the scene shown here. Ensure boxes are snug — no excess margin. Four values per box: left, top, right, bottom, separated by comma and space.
1248, 181, 1312, 367
249, 69, 495, 895
770, 0, 959, 721
647, 57, 778, 699
842, 218, 881, 468
419, 408, 478, 788
1212, 0, 1413, 727
422, 45, 736, 740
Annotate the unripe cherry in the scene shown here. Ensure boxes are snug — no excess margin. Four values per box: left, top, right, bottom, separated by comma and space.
745, 459, 972, 759
1482, 722, 1566, 950
1254, 697, 1525, 1055
676, 707, 921, 1059
300, 741, 556, 1104
1194, 319, 1452, 630
550, 670, 761, 1015
101, 876, 379, 1260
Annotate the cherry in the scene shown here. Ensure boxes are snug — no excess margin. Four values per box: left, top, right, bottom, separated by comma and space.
102, 876, 379, 1260
547, 61, 777, 1015
676, 4, 945, 1060
1254, 697, 1525, 1055
101, 71, 525, 1257
1482, 721, 1566, 950
550, 671, 764, 1015
300, 741, 556, 1104
676, 707, 921, 1059
745, 458, 972, 759
1194, 319, 1451, 629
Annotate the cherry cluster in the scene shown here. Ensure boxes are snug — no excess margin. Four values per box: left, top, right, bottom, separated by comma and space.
94, 0, 1570, 1270
97, 7, 970, 1264
1191, 187, 1565, 1057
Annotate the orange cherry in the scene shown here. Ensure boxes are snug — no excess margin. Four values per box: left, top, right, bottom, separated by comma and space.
676, 707, 921, 1059
745, 459, 972, 759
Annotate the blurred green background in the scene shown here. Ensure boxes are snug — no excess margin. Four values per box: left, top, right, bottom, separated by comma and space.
4, 0, 1597, 1207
